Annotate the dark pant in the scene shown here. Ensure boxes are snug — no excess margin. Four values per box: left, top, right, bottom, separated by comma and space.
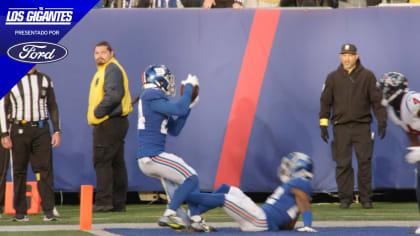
331, 122, 373, 204
0, 146, 9, 213
93, 116, 128, 208
213, 0, 234, 7
416, 162, 420, 212
10, 122, 55, 216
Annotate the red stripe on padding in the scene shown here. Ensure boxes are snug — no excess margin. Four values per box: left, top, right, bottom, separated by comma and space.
214, 9, 281, 189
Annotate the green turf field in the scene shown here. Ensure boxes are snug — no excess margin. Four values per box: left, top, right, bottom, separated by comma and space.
0, 202, 419, 235
0, 202, 418, 225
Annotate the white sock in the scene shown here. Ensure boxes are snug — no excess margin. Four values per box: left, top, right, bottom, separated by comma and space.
163, 209, 176, 216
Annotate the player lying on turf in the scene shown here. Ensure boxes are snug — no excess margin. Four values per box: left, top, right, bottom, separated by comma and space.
185, 152, 317, 232
136, 64, 215, 232
377, 72, 420, 234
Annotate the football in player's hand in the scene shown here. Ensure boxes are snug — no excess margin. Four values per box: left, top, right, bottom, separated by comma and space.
181, 84, 199, 103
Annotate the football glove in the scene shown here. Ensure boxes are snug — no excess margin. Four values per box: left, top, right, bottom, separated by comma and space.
405, 146, 420, 164
297, 226, 318, 233
181, 74, 199, 87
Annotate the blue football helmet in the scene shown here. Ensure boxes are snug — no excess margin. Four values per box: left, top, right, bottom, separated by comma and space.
142, 64, 175, 96
377, 72, 408, 106
278, 152, 313, 183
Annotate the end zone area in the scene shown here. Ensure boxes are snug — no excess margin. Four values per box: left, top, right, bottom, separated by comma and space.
106, 225, 418, 236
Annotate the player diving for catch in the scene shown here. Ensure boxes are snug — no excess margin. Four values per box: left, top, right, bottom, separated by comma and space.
185, 152, 317, 232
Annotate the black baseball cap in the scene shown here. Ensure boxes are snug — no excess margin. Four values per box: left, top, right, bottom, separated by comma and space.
340, 43, 357, 54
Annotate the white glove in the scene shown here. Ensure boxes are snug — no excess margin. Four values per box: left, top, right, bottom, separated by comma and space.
189, 96, 199, 109
297, 226, 318, 233
181, 74, 199, 87
405, 146, 420, 164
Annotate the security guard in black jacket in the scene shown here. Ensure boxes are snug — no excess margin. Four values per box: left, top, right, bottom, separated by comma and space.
0, 65, 61, 221
319, 43, 387, 209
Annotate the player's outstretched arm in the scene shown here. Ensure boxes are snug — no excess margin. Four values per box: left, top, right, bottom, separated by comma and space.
150, 84, 193, 116
291, 187, 317, 233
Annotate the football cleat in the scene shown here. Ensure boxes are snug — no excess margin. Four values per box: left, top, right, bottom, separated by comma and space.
158, 214, 187, 230
190, 219, 217, 232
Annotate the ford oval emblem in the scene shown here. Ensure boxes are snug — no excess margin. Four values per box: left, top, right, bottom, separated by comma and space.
7, 41, 68, 64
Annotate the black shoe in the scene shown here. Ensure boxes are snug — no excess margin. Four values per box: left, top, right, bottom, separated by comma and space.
93, 205, 113, 212
339, 201, 351, 209
43, 215, 58, 221
361, 202, 373, 209
12, 215, 28, 222
112, 206, 126, 212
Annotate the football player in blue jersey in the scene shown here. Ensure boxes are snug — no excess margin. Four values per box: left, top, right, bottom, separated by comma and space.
136, 64, 215, 232
185, 152, 317, 232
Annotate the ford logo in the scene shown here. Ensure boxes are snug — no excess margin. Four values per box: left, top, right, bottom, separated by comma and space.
7, 41, 68, 64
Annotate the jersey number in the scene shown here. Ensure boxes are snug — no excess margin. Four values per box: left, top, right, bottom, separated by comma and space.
266, 187, 299, 219
137, 100, 168, 134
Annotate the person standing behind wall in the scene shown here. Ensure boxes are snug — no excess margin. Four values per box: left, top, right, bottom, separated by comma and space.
319, 43, 387, 209
87, 41, 132, 212
0, 65, 61, 221
202, 0, 244, 9
0, 145, 8, 217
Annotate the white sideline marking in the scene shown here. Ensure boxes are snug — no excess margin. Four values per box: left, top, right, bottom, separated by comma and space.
0, 221, 417, 233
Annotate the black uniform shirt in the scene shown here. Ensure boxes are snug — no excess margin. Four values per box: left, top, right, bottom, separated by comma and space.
319, 60, 387, 126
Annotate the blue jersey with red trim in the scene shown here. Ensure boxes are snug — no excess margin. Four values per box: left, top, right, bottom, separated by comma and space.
261, 177, 312, 231
137, 85, 193, 158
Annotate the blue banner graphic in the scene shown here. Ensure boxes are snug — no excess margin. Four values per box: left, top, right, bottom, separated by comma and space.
0, 0, 98, 98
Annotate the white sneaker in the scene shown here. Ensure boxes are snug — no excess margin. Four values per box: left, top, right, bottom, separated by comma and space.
53, 207, 60, 217
415, 226, 420, 234
190, 219, 217, 232
158, 214, 187, 230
